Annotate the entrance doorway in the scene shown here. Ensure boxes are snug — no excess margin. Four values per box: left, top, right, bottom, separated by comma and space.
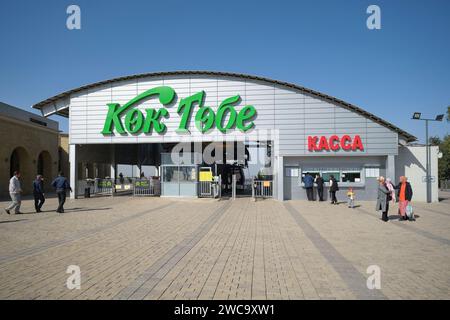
10, 147, 30, 178
37, 151, 53, 190
162, 165, 197, 197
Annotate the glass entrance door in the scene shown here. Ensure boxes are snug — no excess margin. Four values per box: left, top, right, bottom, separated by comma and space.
162, 165, 197, 197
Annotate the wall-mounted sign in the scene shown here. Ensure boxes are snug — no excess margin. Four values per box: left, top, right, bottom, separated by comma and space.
422, 176, 435, 183
101, 86, 257, 135
307, 135, 364, 152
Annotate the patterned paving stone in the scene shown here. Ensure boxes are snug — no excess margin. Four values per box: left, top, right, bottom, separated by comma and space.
0, 194, 448, 300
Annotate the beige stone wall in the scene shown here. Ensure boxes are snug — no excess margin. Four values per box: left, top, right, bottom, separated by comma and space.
58, 134, 70, 179
0, 116, 60, 198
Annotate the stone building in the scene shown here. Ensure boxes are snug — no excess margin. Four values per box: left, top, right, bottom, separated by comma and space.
0, 102, 69, 198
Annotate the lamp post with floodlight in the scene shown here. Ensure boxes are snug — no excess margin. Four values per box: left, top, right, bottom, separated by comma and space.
411, 113, 444, 203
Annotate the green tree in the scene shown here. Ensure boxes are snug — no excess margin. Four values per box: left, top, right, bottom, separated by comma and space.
437, 135, 450, 183
429, 136, 441, 146
447, 106, 450, 122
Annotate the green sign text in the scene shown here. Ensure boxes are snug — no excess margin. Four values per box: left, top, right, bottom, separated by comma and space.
101, 86, 257, 135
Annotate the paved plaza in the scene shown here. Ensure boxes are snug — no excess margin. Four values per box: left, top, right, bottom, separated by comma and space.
0, 193, 449, 300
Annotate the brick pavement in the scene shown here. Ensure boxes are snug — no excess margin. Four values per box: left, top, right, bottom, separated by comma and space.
0, 194, 449, 299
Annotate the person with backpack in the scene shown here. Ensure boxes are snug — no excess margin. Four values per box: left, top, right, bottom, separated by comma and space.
32, 175, 45, 213
329, 174, 339, 205
51, 172, 72, 213
394, 176, 413, 221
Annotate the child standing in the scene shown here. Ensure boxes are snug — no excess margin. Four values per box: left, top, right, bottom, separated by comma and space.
347, 187, 355, 208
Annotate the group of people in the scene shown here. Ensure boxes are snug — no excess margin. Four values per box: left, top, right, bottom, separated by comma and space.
303, 172, 414, 222
376, 175, 413, 222
3, 171, 72, 215
303, 173, 339, 204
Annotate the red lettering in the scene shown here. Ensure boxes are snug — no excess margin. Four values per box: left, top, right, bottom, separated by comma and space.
329, 135, 340, 151
307, 135, 364, 152
352, 135, 364, 151
318, 136, 329, 150
308, 136, 318, 151
340, 135, 352, 150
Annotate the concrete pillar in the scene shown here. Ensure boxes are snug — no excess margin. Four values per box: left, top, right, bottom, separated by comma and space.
276, 155, 284, 201
69, 144, 77, 199
386, 155, 396, 183
110, 145, 116, 180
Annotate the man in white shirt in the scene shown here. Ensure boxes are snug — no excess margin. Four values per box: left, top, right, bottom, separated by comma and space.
4, 171, 22, 214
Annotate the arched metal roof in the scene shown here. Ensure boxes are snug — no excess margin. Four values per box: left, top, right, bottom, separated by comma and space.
32, 70, 416, 142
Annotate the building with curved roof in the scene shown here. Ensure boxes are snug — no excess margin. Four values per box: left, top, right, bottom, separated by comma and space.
31, 71, 438, 201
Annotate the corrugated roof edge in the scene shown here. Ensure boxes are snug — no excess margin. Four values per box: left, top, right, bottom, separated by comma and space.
31, 70, 417, 142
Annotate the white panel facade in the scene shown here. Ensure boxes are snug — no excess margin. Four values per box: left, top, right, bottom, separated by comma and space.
67, 74, 399, 156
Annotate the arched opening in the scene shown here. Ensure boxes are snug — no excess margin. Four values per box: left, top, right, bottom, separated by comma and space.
9, 147, 31, 194
37, 151, 53, 191
10, 147, 29, 178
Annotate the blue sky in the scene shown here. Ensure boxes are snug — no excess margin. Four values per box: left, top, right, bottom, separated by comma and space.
0, 0, 448, 142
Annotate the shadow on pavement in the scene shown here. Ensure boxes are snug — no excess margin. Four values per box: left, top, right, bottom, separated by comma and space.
63, 207, 112, 213
0, 219, 28, 224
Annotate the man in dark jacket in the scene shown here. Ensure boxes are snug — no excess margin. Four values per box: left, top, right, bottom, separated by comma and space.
52, 172, 72, 213
329, 175, 339, 204
315, 174, 324, 201
32, 175, 45, 213
303, 173, 314, 201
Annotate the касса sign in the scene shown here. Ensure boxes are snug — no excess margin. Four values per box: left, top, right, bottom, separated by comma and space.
308, 135, 364, 151
101, 86, 257, 135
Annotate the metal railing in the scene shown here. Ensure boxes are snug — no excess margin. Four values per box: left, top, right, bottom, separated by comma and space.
114, 178, 134, 195
198, 176, 222, 198
252, 179, 273, 199
77, 179, 110, 197
133, 178, 161, 196
76, 179, 93, 197
94, 178, 114, 196
78, 178, 162, 198
199, 181, 212, 197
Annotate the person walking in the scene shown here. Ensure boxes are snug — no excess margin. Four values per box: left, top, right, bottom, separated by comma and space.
32, 175, 45, 213
315, 174, 324, 201
52, 172, 72, 213
329, 174, 339, 204
395, 176, 413, 221
303, 173, 314, 201
376, 176, 391, 222
4, 171, 22, 214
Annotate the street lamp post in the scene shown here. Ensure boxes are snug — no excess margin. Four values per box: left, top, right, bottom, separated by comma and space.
412, 113, 444, 203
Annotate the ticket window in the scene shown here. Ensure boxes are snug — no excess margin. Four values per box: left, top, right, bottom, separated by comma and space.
301, 171, 320, 184
321, 171, 340, 183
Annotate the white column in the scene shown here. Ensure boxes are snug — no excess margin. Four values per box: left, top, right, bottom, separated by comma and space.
69, 144, 77, 199
110, 164, 116, 180
386, 155, 396, 183
276, 155, 284, 201
110, 145, 116, 179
